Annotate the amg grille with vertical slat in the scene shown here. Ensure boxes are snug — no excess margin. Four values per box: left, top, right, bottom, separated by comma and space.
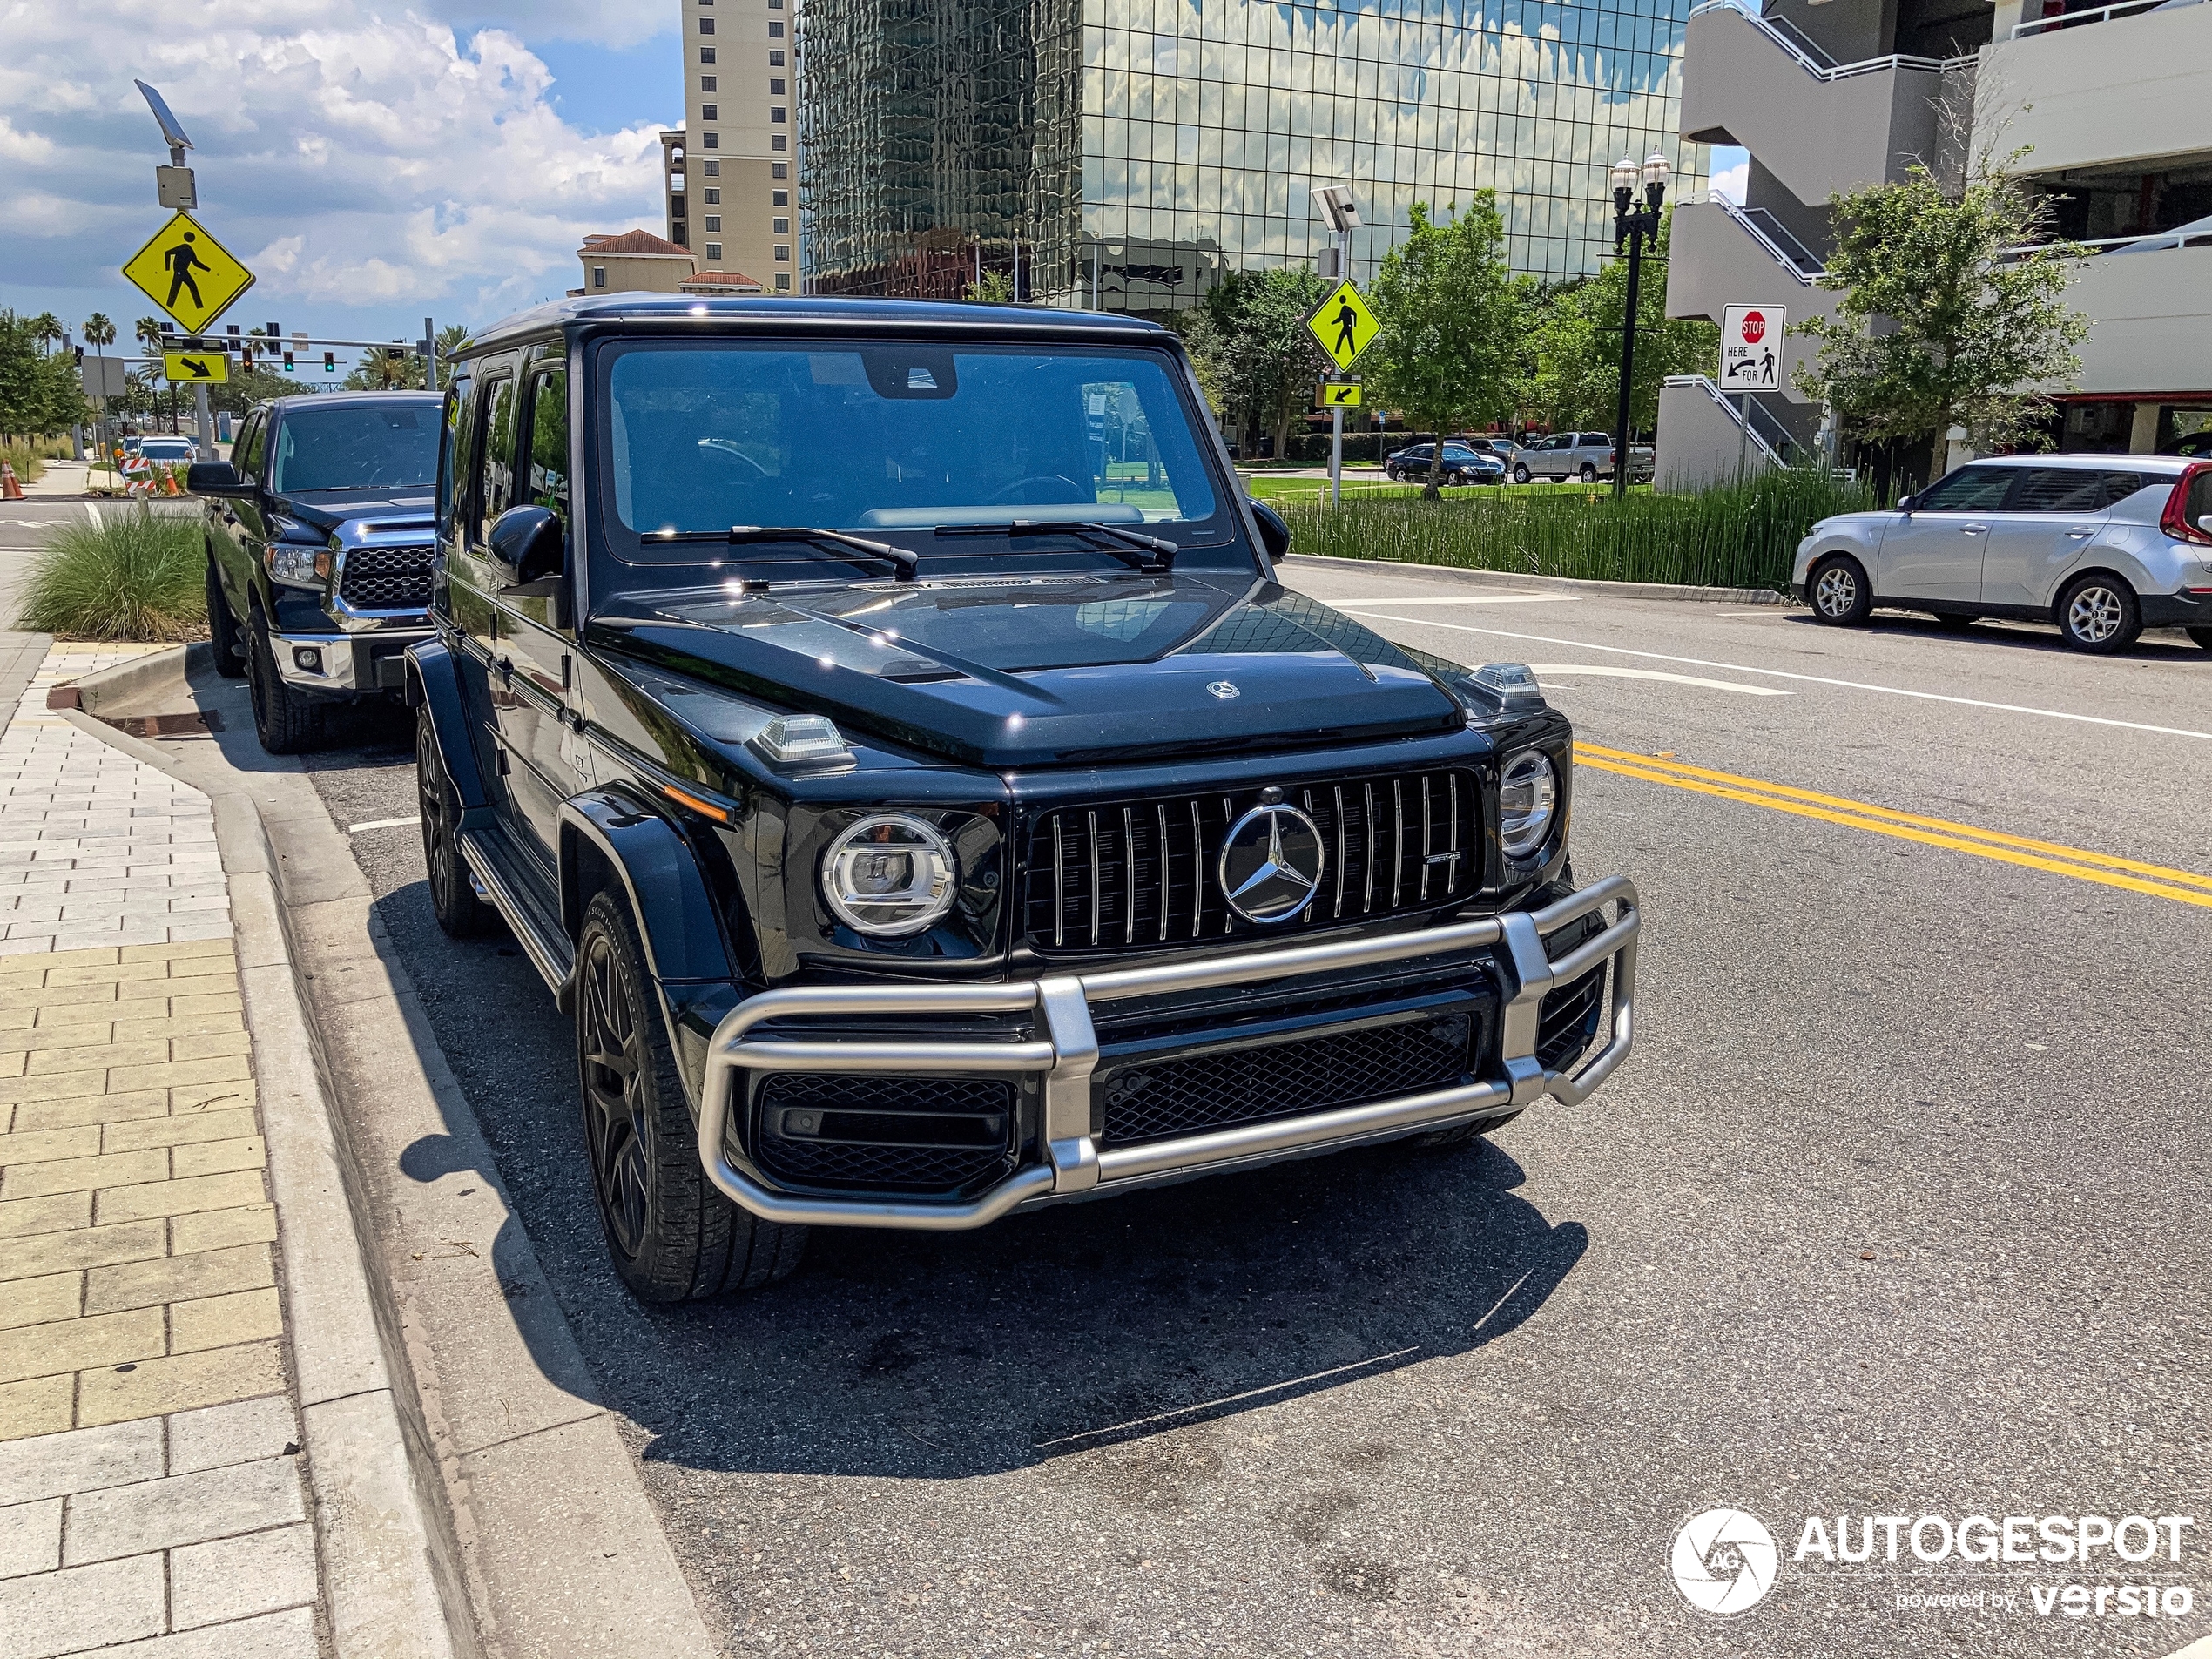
1099, 1013, 1474, 1147
1022, 769, 1475, 954
339, 544, 434, 610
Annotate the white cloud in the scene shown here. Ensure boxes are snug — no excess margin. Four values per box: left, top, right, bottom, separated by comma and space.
3, 2, 671, 330
1708, 145, 1749, 206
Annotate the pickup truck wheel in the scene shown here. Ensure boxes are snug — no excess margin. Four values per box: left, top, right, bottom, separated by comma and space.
205, 555, 246, 678
1416, 1111, 1521, 1149
245, 609, 324, 754
1808, 556, 1873, 625
1579, 462, 1598, 483
416, 710, 496, 939
577, 891, 807, 1303
2056, 575, 2141, 653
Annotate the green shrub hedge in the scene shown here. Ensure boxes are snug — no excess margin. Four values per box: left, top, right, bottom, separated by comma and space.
18, 509, 207, 640
1277, 468, 1871, 592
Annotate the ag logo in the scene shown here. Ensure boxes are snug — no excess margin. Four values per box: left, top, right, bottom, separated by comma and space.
1670, 1508, 1779, 1616
1217, 802, 1324, 924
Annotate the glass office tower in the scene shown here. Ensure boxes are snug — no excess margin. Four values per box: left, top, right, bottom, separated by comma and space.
800, 0, 1704, 308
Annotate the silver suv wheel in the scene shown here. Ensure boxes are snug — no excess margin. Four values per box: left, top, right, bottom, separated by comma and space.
2066, 583, 2124, 643
1814, 564, 1858, 617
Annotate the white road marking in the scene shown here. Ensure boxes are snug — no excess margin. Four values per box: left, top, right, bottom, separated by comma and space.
1357, 613, 2212, 743
346, 815, 421, 833
1527, 664, 1791, 697
1332, 593, 1570, 607
84, 503, 102, 526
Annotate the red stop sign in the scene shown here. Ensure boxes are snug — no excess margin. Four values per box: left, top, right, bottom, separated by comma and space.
1741, 311, 1767, 344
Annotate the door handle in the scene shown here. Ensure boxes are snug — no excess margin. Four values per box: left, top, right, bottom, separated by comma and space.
1959, 524, 1988, 536
2065, 529, 2094, 539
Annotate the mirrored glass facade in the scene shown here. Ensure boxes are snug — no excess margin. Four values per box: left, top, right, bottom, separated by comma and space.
800, 0, 1705, 308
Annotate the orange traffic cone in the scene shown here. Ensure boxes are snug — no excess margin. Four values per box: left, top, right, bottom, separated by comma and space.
162, 469, 179, 496
0, 462, 22, 501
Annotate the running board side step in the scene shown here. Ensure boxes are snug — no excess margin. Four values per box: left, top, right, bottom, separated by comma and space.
456, 827, 575, 995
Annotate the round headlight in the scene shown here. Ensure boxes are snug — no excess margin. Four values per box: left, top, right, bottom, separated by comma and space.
822, 813, 958, 937
1499, 751, 1559, 860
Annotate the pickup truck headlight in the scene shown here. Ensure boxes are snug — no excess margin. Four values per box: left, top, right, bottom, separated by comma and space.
822, 813, 958, 937
1499, 750, 1558, 859
263, 528, 331, 590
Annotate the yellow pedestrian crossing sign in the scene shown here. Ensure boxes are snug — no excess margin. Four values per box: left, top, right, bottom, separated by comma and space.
164, 351, 229, 384
1319, 381, 1361, 408
121, 212, 256, 334
1305, 280, 1379, 371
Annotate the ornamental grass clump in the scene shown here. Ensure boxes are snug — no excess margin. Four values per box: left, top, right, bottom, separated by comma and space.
1276, 468, 1872, 593
18, 508, 207, 640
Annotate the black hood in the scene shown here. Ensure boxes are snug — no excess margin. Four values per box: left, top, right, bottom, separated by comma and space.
590, 571, 1471, 768
279, 489, 436, 534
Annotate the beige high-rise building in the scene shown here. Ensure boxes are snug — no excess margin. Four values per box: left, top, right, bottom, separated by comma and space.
664, 0, 796, 293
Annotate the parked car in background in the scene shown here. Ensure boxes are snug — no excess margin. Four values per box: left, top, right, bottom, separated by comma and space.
137, 437, 198, 466
1513, 433, 1651, 484
1471, 438, 1522, 463
188, 391, 444, 752
1386, 442, 1506, 486
1795, 455, 2212, 653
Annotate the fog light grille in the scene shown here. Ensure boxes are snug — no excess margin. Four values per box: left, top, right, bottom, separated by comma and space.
753, 1074, 1015, 1193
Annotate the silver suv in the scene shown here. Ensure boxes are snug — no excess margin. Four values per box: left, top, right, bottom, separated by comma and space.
1793, 455, 2212, 653
1514, 432, 1649, 483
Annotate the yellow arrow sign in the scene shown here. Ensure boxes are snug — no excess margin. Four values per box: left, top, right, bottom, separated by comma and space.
1319, 381, 1362, 408
164, 351, 229, 384
1305, 280, 1379, 372
121, 212, 257, 334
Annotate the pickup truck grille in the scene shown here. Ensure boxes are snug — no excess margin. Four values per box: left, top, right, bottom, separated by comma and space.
339, 544, 434, 610
1022, 767, 1476, 955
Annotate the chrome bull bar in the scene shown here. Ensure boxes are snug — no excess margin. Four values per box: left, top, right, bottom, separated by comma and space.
696, 876, 1639, 1230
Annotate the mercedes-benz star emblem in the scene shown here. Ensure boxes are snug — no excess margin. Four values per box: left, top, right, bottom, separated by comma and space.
1206, 680, 1240, 700
1217, 802, 1325, 924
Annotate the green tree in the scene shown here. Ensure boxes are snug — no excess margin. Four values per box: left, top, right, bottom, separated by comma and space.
962, 269, 1017, 304
1796, 158, 2087, 482
30, 314, 64, 355
1517, 212, 1715, 442
1363, 197, 1521, 497
0, 313, 90, 442
82, 314, 116, 350
1184, 266, 1328, 459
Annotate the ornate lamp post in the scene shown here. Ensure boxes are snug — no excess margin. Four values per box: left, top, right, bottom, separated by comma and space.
1609, 150, 1670, 498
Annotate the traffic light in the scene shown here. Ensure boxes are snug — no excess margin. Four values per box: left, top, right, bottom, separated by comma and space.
73, 347, 84, 366
282, 350, 295, 374
322, 350, 336, 375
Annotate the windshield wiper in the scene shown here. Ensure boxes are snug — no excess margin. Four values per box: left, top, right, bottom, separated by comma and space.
932, 519, 1179, 573
641, 525, 918, 582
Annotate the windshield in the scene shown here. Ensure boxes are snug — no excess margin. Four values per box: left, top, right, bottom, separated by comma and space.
598, 340, 1231, 565
271, 402, 439, 493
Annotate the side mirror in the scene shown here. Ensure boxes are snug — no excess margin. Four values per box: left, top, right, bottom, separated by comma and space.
486, 505, 565, 585
1896, 494, 1918, 514
2199, 514, 2212, 536
186, 461, 251, 499
1248, 498, 1292, 563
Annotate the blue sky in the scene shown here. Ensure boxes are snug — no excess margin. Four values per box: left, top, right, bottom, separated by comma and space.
4, 3, 685, 376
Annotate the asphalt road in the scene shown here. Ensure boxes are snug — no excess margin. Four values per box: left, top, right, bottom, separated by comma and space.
291, 564, 2211, 1659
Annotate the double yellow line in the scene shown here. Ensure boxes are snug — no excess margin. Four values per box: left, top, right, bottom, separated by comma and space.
1575, 742, 2212, 912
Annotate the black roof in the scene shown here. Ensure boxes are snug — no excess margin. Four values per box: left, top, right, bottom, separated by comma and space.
462, 293, 1175, 354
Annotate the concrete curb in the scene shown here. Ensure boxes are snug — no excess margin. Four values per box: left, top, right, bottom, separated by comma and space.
45, 644, 192, 713
59, 648, 719, 1659
57, 665, 465, 1659
1282, 550, 1793, 604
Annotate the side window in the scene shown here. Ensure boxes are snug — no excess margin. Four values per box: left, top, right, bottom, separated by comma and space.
235, 414, 266, 482
2008, 468, 2107, 513
1912, 466, 2015, 512
524, 367, 570, 529
438, 372, 475, 541
475, 377, 517, 543
2096, 472, 2147, 509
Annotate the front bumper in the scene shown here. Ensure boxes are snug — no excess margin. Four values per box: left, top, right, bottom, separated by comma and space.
271, 627, 432, 697
697, 875, 1639, 1230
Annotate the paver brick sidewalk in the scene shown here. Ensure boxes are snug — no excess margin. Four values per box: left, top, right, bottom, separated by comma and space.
0, 645, 322, 1658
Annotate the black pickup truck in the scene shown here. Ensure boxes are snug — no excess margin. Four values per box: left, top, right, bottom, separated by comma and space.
189, 391, 443, 752
410, 296, 1641, 1302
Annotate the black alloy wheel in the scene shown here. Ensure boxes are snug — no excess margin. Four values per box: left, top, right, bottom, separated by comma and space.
575, 892, 806, 1303
206, 553, 246, 678
1808, 556, 1873, 625
416, 707, 495, 938
245, 606, 324, 754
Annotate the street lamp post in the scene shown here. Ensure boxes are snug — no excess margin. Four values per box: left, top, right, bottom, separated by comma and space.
1608, 151, 1669, 500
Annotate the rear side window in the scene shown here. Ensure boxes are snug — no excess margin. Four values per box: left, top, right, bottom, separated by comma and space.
2096, 472, 2147, 509
1913, 466, 2015, 511
475, 377, 517, 542
2008, 468, 2110, 513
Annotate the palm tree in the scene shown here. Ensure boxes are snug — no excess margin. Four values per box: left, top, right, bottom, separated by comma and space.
30, 314, 63, 355
132, 319, 174, 433
83, 315, 117, 455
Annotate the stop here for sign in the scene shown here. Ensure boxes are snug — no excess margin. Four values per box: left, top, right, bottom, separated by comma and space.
1722, 303, 1784, 390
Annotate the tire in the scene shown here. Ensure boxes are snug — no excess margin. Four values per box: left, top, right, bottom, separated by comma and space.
1512, 463, 1531, 484
416, 707, 496, 939
205, 553, 246, 678
2188, 626, 2212, 651
1579, 462, 1598, 483
2056, 574, 2141, 653
576, 891, 807, 1303
245, 606, 324, 754
1386, 468, 1400, 482
1808, 555, 1873, 625
1417, 1111, 1521, 1149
